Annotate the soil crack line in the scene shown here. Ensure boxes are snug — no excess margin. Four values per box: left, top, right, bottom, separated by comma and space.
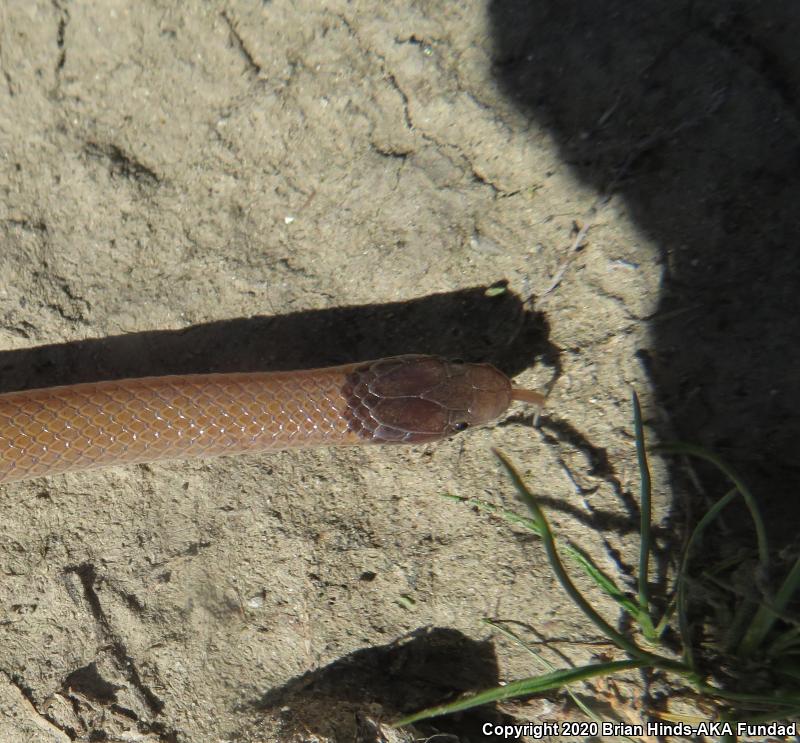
3, 669, 74, 741
221, 9, 262, 79
65, 563, 165, 716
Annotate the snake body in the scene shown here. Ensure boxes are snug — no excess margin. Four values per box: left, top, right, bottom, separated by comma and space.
0, 355, 537, 483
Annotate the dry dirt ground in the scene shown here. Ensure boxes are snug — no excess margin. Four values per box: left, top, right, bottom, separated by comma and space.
1, 2, 799, 742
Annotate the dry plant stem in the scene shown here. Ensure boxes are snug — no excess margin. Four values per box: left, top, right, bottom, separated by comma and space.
541, 211, 598, 298
632, 392, 653, 623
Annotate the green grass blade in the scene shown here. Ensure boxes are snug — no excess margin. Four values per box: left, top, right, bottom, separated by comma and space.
443, 493, 649, 628
483, 618, 546, 661
653, 595, 676, 638
676, 487, 739, 667
392, 660, 645, 727
725, 599, 760, 655
565, 542, 652, 631
696, 681, 800, 709
656, 443, 768, 569
656, 442, 774, 659
632, 391, 653, 624
483, 619, 604, 727
492, 449, 689, 675
493, 449, 639, 655
740, 555, 800, 656
773, 660, 800, 684
768, 626, 800, 658
483, 621, 647, 743
441, 493, 542, 536
731, 707, 800, 725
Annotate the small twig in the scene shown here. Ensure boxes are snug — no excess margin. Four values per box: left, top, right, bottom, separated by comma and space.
539, 85, 727, 301
541, 212, 597, 297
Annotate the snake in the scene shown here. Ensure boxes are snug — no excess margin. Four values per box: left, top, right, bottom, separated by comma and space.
0, 354, 542, 484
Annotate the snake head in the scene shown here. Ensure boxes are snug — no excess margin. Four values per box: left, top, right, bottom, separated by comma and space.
343, 355, 513, 444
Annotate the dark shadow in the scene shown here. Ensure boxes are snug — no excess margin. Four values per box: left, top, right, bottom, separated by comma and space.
0, 283, 554, 393
489, 2, 800, 544
63, 662, 119, 705
247, 626, 526, 742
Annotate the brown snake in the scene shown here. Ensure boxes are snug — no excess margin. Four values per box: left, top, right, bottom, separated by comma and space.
0, 354, 542, 483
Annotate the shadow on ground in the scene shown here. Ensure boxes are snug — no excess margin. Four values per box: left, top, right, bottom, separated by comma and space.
248, 626, 524, 742
489, 0, 800, 544
0, 283, 554, 393
0, 287, 553, 741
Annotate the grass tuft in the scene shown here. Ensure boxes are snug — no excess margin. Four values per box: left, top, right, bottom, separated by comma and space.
392, 394, 800, 738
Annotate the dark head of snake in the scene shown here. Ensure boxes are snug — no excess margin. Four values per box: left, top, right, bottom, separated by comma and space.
342, 355, 540, 444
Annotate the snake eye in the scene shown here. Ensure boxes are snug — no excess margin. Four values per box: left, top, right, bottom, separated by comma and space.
452, 422, 469, 432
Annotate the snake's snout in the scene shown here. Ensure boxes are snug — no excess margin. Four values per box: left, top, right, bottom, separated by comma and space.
342, 355, 515, 444
459, 362, 515, 428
